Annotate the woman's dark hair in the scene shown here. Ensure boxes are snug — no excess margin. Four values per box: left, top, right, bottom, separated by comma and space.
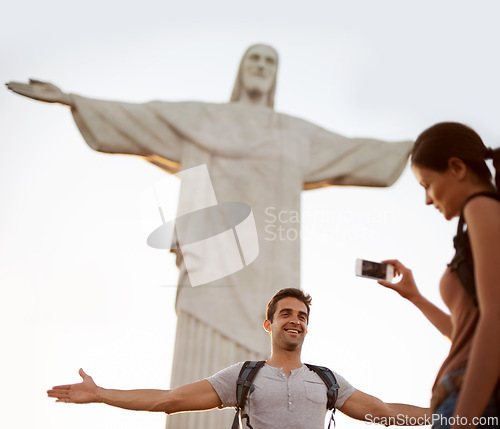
266, 288, 312, 323
411, 122, 500, 189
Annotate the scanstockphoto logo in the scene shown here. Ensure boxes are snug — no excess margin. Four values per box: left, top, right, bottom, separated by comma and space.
364, 413, 499, 427
144, 165, 259, 287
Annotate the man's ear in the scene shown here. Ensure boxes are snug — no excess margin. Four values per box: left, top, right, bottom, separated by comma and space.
263, 319, 271, 333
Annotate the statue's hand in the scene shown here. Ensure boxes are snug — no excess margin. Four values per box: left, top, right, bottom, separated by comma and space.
5, 79, 73, 106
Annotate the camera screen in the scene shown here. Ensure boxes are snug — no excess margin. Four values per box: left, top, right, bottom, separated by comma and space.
361, 260, 387, 279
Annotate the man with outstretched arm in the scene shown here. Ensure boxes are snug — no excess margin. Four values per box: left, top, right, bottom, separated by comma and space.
48, 288, 431, 427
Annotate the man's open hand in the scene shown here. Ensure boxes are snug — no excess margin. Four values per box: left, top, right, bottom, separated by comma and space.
47, 369, 99, 404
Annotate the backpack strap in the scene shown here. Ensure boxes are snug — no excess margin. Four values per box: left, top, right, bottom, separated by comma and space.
449, 191, 500, 306
305, 364, 340, 429
232, 360, 265, 429
450, 211, 477, 305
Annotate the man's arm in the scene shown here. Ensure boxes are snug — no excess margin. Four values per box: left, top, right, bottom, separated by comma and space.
47, 368, 222, 414
339, 390, 431, 426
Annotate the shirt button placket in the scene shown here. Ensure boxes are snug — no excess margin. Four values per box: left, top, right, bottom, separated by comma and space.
288, 379, 292, 411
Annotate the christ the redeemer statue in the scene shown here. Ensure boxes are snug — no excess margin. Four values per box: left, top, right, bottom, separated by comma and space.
6, 44, 411, 429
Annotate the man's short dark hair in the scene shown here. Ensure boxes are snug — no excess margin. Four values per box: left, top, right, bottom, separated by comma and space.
266, 288, 312, 323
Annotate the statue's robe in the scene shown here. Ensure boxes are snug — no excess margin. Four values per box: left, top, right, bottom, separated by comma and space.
71, 96, 411, 428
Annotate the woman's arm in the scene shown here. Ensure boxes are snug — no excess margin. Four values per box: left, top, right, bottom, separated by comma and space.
47, 368, 222, 414
452, 197, 500, 427
378, 260, 452, 338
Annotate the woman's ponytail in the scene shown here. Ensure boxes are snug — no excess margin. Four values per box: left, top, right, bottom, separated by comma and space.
486, 147, 500, 190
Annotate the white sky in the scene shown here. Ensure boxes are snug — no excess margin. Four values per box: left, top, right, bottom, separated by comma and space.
1, 1, 500, 428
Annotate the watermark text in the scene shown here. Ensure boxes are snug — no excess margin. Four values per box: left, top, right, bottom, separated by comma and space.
364, 413, 499, 427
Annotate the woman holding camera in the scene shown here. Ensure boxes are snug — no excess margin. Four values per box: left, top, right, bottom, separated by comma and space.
379, 122, 500, 429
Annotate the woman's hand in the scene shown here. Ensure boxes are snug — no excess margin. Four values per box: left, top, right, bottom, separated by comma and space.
377, 259, 422, 302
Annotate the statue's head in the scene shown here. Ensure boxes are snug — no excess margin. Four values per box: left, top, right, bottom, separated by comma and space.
230, 44, 279, 108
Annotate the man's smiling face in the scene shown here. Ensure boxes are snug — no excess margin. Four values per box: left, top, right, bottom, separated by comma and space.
264, 297, 308, 351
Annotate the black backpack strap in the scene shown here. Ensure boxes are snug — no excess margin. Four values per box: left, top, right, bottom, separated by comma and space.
463, 191, 500, 206
231, 360, 265, 429
449, 191, 500, 306
305, 364, 340, 429
450, 210, 477, 305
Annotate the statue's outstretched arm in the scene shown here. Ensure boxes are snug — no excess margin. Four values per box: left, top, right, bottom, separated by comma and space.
304, 126, 412, 189
5, 79, 73, 107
